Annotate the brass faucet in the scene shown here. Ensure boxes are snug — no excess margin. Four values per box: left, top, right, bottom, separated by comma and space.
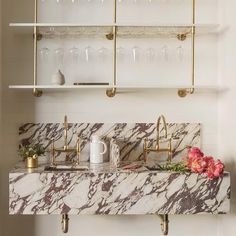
143, 115, 172, 163
50, 115, 81, 166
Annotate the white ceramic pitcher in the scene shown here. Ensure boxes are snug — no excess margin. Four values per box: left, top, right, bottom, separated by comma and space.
90, 135, 107, 164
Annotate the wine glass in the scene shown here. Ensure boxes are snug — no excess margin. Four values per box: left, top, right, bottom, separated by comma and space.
54, 48, 64, 67
98, 47, 109, 62
117, 47, 126, 62
84, 46, 95, 63
161, 45, 169, 62
69, 46, 79, 64
176, 45, 184, 62
132, 46, 142, 63
146, 48, 155, 63
39, 47, 50, 62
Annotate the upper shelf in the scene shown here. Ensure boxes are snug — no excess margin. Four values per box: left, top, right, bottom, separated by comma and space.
9, 23, 219, 38
8, 84, 227, 92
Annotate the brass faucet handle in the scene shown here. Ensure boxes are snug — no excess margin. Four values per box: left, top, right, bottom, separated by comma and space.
64, 115, 68, 129
50, 138, 56, 166
143, 138, 149, 163
74, 136, 81, 166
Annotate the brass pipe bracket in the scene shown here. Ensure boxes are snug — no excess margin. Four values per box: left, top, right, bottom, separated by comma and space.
106, 32, 114, 40
61, 214, 69, 233
177, 33, 187, 41
158, 214, 169, 235
178, 88, 194, 98
106, 88, 116, 97
36, 33, 43, 41
33, 32, 43, 41
33, 88, 43, 97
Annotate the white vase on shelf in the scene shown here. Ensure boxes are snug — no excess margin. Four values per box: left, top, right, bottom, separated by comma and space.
51, 70, 65, 85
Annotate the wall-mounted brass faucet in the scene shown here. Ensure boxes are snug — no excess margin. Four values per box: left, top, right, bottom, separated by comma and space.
50, 115, 81, 166
143, 115, 172, 163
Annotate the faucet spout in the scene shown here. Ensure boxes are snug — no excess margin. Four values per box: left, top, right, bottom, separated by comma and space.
143, 115, 172, 163
64, 115, 68, 150
156, 115, 168, 150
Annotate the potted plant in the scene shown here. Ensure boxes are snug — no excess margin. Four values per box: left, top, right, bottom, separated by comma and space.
19, 143, 45, 168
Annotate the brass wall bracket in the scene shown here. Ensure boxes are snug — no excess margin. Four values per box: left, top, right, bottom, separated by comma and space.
106, 32, 114, 40
106, 88, 116, 97
36, 32, 43, 41
178, 88, 195, 98
158, 214, 169, 235
177, 33, 187, 41
61, 214, 69, 233
33, 88, 43, 97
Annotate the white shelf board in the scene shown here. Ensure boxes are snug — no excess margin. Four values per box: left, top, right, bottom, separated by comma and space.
8, 85, 227, 91
9, 23, 219, 28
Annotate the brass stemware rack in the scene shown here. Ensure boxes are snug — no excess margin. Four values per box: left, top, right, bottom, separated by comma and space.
9, 0, 218, 98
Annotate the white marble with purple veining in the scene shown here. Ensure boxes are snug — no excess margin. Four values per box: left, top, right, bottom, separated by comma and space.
19, 123, 201, 162
9, 162, 230, 215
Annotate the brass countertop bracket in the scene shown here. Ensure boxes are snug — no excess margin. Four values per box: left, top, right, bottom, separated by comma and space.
158, 214, 169, 235
61, 214, 69, 233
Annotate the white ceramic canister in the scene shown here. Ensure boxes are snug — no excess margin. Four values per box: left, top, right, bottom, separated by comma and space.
90, 135, 107, 164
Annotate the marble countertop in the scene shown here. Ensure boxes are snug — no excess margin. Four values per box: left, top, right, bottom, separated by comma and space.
9, 161, 230, 215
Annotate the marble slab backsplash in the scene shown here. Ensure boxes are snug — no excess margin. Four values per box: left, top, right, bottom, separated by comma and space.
19, 123, 201, 162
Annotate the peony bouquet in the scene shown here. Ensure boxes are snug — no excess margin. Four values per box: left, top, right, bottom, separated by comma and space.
184, 147, 224, 179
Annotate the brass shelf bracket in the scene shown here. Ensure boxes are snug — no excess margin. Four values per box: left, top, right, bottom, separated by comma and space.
177, 87, 194, 98
158, 214, 169, 235
106, 88, 116, 97
177, 33, 187, 41
106, 32, 114, 40
33, 88, 43, 97
61, 214, 69, 233
36, 32, 43, 41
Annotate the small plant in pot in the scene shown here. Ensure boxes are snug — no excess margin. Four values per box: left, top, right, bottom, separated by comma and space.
19, 143, 45, 168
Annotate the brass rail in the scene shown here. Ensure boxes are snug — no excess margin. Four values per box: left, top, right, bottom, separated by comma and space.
106, 0, 117, 97
178, 0, 196, 97
33, 0, 42, 97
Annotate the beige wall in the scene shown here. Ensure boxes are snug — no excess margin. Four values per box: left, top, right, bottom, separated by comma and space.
0, 0, 3, 235
0, 1, 235, 236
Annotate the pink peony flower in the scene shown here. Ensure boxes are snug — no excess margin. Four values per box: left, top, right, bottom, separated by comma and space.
185, 147, 204, 170
188, 147, 204, 159
206, 159, 224, 179
190, 156, 206, 173
182, 147, 225, 179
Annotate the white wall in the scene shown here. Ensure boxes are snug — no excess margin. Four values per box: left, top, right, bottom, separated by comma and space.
217, 0, 236, 235
1, 0, 235, 236
0, 0, 3, 234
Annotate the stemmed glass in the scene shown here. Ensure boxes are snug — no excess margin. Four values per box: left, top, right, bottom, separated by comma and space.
98, 47, 109, 62
146, 48, 155, 63
84, 46, 95, 63
54, 48, 64, 69
132, 46, 142, 63
176, 45, 184, 62
161, 45, 169, 62
39, 48, 50, 62
69, 46, 80, 64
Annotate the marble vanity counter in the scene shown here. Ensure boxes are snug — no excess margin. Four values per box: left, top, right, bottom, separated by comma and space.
9, 161, 230, 215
